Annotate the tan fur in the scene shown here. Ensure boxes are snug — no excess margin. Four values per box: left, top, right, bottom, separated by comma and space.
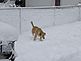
31, 21, 46, 41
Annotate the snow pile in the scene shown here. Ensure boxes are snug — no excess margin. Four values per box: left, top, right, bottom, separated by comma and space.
15, 21, 81, 61
0, 22, 19, 41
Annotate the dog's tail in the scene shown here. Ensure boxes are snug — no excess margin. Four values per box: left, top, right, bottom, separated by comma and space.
31, 21, 34, 27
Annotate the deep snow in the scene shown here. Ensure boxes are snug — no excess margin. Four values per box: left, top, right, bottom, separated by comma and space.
15, 21, 81, 61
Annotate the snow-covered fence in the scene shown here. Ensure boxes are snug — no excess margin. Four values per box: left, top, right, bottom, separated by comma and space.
0, 5, 81, 33
54, 6, 79, 25
21, 6, 81, 32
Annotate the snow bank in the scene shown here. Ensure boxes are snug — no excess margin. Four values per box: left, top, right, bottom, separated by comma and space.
0, 22, 19, 41
15, 21, 81, 61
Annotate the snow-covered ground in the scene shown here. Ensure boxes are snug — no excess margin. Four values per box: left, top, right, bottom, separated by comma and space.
15, 21, 81, 61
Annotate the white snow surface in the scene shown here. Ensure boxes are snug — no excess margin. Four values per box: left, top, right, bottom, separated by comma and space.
15, 21, 81, 61
0, 22, 19, 41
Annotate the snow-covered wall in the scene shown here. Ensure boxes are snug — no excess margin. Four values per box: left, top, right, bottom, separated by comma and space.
0, 6, 81, 33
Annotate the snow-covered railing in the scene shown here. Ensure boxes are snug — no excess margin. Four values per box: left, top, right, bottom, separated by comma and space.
0, 5, 81, 33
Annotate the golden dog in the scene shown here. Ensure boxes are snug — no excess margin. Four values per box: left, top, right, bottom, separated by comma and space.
31, 21, 46, 41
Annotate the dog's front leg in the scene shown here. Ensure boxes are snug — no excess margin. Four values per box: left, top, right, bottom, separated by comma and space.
34, 34, 37, 41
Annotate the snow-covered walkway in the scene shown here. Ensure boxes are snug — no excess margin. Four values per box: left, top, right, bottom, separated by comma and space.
15, 21, 81, 61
